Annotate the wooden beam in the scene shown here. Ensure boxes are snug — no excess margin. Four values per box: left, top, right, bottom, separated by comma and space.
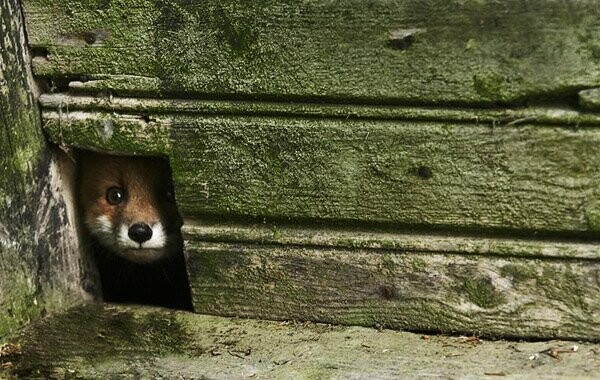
40, 107, 600, 236
183, 220, 600, 260
0, 0, 89, 337
22, 0, 600, 105
40, 93, 600, 125
183, 221, 600, 340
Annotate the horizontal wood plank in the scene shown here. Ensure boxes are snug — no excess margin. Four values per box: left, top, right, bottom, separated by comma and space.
183, 221, 600, 341
42, 111, 171, 156
23, 0, 600, 105
39, 93, 600, 125
184, 235, 600, 340
183, 220, 600, 260
42, 105, 600, 235
170, 116, 600, 235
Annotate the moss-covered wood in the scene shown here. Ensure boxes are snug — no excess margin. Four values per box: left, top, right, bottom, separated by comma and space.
40, 102, 600, 236
184, 220, 600, 260
580, 88, 600, 111
0, 0, 93, 338
171, 116, 600, 236
22, 0, 600, 105
183, 221, 600, 341
40, 92, 600, 125
4, 303, 599, 379
19, 0, 600, 345
43, 111, 172, 156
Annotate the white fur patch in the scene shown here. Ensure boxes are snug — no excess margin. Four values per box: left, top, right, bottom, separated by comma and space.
142, 222, 166, 249
90, 215, 117, 249
118, 223, 138, 249
95, 215, 113, 234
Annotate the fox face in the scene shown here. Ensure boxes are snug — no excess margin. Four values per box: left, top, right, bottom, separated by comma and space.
77, 151, 183, 264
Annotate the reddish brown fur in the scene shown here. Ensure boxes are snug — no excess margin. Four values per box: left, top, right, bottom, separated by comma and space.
76, 150, 192, 309
78, 150, 182, 262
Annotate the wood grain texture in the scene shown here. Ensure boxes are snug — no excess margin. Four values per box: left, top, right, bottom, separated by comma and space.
40, 93, 600, 125
43, 111, 171, 156
41, 107, 600, 235
183, 220, 600, 260
183, 220, 600, 340
185, 237, 600, 340
22, 0, 600, 105
170, 115, 600, 235
580, 88, 600, 111
0, 0, 88, 337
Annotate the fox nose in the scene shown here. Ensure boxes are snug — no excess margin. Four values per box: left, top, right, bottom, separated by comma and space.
128, 223, 153, 244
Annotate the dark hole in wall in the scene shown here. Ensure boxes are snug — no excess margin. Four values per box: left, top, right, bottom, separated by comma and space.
30, 46, 49, 58
75, 149, 193, 311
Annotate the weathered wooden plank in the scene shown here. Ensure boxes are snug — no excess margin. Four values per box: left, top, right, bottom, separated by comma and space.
184, 236, 600, 340
40, 93, 600, 125
0, 0, 92, 337
5, 304, 600, 378
42, 111, 171, 156
171, 116, 600, 235
42, 109, 600, 235
22, 0, 600, 105
580, 88, 600, 111
183, 220, 600, 260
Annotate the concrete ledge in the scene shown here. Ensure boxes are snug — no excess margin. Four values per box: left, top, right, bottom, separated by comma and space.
1, 303, 599, 379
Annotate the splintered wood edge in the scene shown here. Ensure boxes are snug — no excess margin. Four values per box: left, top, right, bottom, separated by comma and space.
42, 110, 172, 156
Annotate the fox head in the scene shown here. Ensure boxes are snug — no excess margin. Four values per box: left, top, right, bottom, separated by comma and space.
77, 151, 183, 264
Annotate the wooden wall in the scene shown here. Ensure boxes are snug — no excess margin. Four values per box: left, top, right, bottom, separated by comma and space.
0, 0, 96, 337
21, 0, 600, 340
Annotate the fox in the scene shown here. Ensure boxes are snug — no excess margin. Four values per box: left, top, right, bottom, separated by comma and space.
77, 150, 192, 310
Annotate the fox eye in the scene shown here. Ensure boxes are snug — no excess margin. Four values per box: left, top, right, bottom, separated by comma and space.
106, 187, 125, 205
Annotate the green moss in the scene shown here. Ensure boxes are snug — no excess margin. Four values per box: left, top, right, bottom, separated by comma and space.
24, 0, 600, 104
538, 265, 588, 310
5, 303, 600, 379
335, 239, 358, 248
461, 277, 505, 309
6, 304, 191, 378
585, 208, 600, 232
0, 0, 74, 338
0, 262, 42, 337
380, 256, 397, 274
409, 257, 427, 272
168, 114, 600, 234
43, 115, 171, 156
212, 2, 260, 54
71, 75, 164, 97
579, 88, 600, 111
271, 225, 282, 240
473, 72, 506, 100
500, 263, 536, 283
